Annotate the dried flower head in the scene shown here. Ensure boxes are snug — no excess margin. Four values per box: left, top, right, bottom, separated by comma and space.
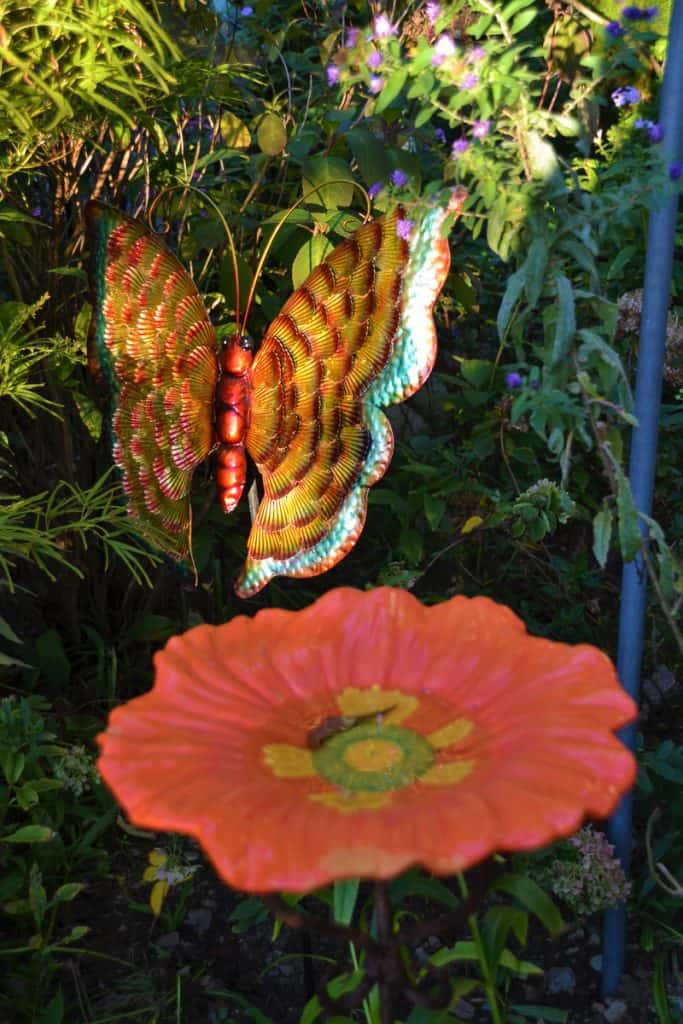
532, 826, 631, 916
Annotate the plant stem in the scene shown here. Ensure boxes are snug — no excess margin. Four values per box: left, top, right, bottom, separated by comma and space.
374, 881, 394, 1024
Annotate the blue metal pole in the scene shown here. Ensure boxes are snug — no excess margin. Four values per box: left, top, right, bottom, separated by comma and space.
602, 0, 683, 998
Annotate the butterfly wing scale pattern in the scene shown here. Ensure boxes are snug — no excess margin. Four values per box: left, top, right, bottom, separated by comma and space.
237, 188, 467, 596
86, 201, 218, 559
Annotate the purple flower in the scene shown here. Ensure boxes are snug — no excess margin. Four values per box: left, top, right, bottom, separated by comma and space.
396, 218, 414, 239
374, 13, 396, 38
467, 45, 486, 63
636, 118, 664, 143
369, 75, 383, 94
391, 169, 409, 187
669, 161, 682, 182
621, 5, 642, 16
240, 5, 253, 14
606, 20, 625, 37
472, 118, 491, 139
30, 206, 42, 217
611, 85, 640, 107
367, 49, 382, 69
326, 64, 340, 86
345, 26, 360, 47
368, 181, 384, 200
622, 4, 658, 17
425, 2, 440, 24
462, 72, 479, 89
432, 33, 456, 66
505, 371, 523, 389
451, 137, 470, 156
435, 127, 447, 144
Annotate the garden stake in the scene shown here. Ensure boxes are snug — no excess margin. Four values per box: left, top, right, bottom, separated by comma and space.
602, 0, 683, 996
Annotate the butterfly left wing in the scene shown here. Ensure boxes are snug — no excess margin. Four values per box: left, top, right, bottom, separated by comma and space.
237, 188, 467, 597
86, 201, 218, 560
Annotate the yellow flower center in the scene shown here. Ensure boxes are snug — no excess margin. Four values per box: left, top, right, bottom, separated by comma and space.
343, 738, 404, 773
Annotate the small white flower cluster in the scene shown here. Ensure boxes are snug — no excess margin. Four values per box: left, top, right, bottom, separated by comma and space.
53, 744, 98, 797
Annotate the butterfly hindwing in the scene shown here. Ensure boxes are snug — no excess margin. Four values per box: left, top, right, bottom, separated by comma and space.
237, 190, 466, 596
86, 201, 218, 559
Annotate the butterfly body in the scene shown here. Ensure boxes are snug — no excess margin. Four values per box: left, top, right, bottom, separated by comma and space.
86, 188, 467, 596
214, 334, 254, 513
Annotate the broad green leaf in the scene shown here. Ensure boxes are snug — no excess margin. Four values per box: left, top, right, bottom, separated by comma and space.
374, 67, 407, 114
220, 111, 251, 149
292, 236, 334, 290
2, 825, 56, 843
551, 274, 575, 363
33, 628, 70, 687
592, 505, 613, 568
525, 131, 562, 185
511, 8, 538, 32
347, 128, 391, 185
256, 113, 287, 155
522, 237, 548, 309
616, 470, 642, 562
460, 358, 494, 388
302, 157, 355, 209
497, 269, 525, 340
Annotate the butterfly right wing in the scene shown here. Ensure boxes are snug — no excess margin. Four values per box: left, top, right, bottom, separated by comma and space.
86, 201, 218, 560
237, 190, 466, 597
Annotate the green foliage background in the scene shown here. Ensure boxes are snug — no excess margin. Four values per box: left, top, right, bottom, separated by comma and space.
0, 0, 681, 1020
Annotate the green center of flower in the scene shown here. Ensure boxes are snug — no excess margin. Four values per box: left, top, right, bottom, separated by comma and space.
312, 722, 434, 792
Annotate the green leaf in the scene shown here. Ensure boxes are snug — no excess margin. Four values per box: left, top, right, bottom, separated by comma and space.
424, 493, 445, 530
347, 128, 391, 186
332, 878, 359, 926
525, 131, 561, 181
53, 882, 85, 903
511, 8, 538, 32
522, 237, 548, 309
497, 269, 525, 340
374, 68, 407, 114
302, 157, 355, 209
256, 112, 287, 155
35, 989, 63, 1024
292, 236, 334, 290
616, 471, 642, 562
0, 614, 21, 644
551, 274, 575, 364
460, 358, 494, 388
653, 954, 673, 1024
510, 1005, 569, 1022
592, 505, 613, 568
489, 873, 564, 936
220, 111, 251, 149
33, 628, 70, 687
1, 825, 56, 844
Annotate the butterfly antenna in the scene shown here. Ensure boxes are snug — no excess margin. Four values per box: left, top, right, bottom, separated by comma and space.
148, 185, 243, 334
240, 180, 371, 338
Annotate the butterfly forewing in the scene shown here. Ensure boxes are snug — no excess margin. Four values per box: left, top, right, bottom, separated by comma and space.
238, 205, 432, 597
86, 202, 218, 559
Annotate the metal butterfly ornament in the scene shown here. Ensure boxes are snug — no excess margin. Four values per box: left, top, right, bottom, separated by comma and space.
85, 187, 467, 597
